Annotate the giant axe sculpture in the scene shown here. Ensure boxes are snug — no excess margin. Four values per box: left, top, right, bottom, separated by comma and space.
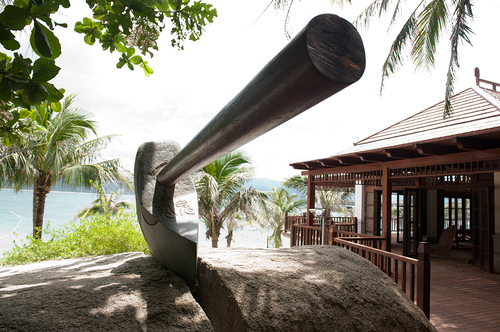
134, 14, 365, 288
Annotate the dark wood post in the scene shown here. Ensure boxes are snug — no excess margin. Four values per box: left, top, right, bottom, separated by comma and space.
284, 211, 289, 233
307, 175, 316, 226
291, 224, 296, 247
417, 242, 431, 319
382, 166, 392, 252
330, 224, 338, 245
327, 225, 334, 245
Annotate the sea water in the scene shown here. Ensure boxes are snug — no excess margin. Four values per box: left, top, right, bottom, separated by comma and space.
0, 189, 284, 255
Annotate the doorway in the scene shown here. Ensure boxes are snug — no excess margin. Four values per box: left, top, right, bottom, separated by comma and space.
403, 189, 419, 257
472, 187, 494, 272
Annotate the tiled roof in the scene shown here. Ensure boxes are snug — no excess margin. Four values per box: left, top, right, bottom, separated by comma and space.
290, 85, 500, 171
336, 86, 500, 156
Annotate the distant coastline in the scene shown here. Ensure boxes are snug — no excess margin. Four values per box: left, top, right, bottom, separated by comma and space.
2, 178, 284, 195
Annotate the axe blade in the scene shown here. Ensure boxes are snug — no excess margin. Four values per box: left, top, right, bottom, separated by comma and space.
134, 141, 198, 288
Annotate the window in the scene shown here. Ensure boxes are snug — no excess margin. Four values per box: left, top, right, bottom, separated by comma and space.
444, 195, 470, 230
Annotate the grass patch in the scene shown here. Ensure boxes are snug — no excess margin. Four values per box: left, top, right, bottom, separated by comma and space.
0, 212, 150, 266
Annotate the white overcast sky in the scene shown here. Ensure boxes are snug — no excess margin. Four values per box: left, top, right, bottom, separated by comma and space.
23, 1, 500, 180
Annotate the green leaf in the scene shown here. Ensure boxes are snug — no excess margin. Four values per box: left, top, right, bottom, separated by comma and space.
41, 23, 62, 59
30, 109, 38, 120
0, 24, 21, 50
74, 21, 86, 33
31, 4, 55, 18
19, 108, 31, 118
0, 77, 13, 101
129, 55, 142, 65
114, 42, 127, 53
13, 0, 30, 7
6, 75, 30, 91
2, 135, 12, 148
50, 101, 62, 112
127, 61, 134, 70
141, 62, 153, 76
126, 47, 135, 57
155, 0, 171, 11
116, 60, 126, 68
11, 53, 31, 78
32, 58, 61, 82
41, 82, 64, 102
54, 22, 68, 28
22, 81, 48, 105
36, 15, 55, 30
32, 20, 53, 58
7, 110, 20, 125
84, 33, 96, 45
0, 5, 30, 30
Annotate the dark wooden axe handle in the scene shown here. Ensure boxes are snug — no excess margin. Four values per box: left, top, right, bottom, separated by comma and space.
157, 14, 365, 187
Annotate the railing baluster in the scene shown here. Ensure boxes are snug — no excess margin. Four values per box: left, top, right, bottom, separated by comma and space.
409, 264, 415, 301
402, 262, 407, 295
393, 259, 399, 283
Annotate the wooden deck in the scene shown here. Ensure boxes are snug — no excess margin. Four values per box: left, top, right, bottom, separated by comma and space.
391, 238, 500, 331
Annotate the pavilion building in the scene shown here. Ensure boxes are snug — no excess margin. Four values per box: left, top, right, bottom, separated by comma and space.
290, 69, 500, 273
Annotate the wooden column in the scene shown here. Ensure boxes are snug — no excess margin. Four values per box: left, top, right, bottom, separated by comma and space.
382, 166, 392, 252
307, 175, 316, 226
417, 242, 431, 318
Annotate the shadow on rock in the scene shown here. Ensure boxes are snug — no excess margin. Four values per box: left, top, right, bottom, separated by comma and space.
0, 252, 212, 331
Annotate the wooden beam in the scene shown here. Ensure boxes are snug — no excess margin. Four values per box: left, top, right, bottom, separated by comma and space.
289, 163, 309, 170
335, 156, 366, 165
451, 137, 490, 151
318, 159, 341, 167
383, 148, 421, 159
304, 147, 500, 177
304, 162, 324, 169
357, 153, 391, 162
413, 143, 456, 155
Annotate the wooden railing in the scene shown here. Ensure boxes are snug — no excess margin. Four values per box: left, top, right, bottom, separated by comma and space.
290, 223, 430, 318
290, 224, 323, 246
284, 213, 307, 233
290, 224, 379, 248
334, 232, 385, 250
284, 214, 357, 233
334, 238, 430, 318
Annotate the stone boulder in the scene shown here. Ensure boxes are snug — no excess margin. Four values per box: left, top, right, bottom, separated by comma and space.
195, 246, 436, 332
0, 252, 213, 331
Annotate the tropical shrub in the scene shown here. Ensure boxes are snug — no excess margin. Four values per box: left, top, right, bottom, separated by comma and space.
0, 212, 149, 266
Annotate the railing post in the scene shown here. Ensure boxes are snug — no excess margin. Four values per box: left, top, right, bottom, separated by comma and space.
328, 225, 335, 245
417, 242, 431, 319
284, 211, 289, 233
291, 224, 296, 247
331, 224, 338, 240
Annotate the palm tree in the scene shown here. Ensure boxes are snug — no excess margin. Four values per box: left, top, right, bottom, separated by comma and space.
254, 187, 305, 248
194, 151, 255, 248
282, 174, 307, 199
0, 95, 131, 239
354, 0, 474, 115
76, 181, 134, 219
283, 175, 353, 216
316, 188, 354, 217
224, 187, 268, 247
271, 0, 475, 116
